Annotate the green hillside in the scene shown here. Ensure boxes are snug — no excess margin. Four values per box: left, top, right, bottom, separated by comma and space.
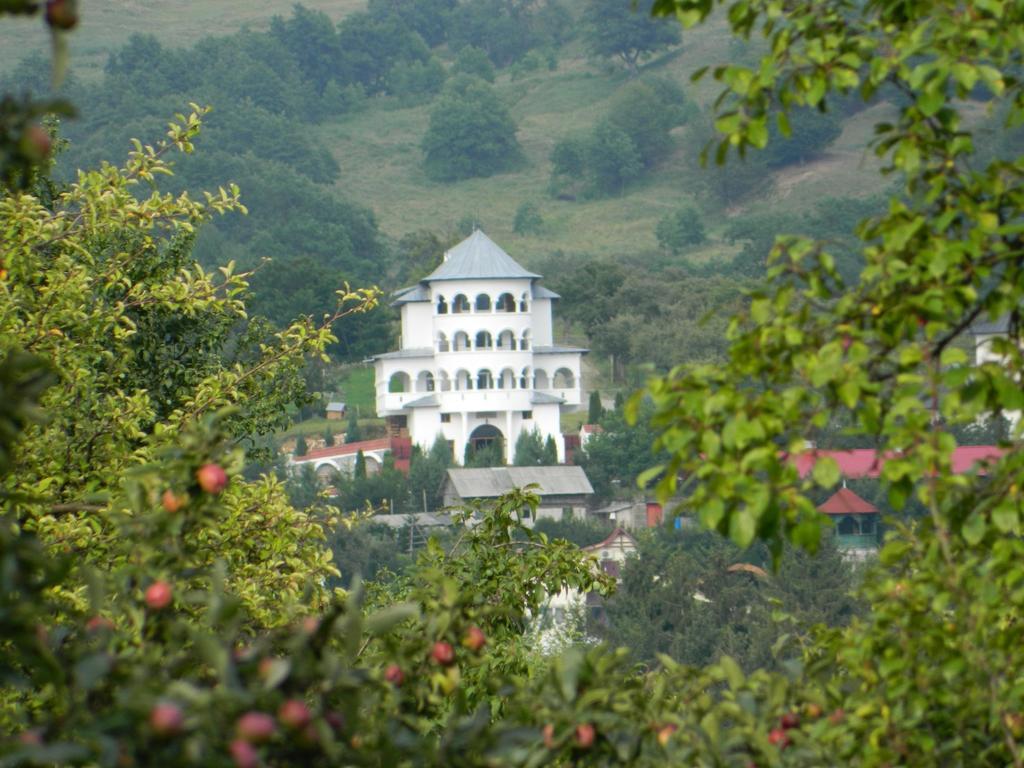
1, 1, 886, 267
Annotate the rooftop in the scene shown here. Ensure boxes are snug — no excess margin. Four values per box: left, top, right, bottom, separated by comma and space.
425, 230, 541, 282
445, 466, 594, 498
818, 486, 879, 515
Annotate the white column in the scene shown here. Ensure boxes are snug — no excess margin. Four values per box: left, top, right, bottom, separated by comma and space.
505, 410, 514, 464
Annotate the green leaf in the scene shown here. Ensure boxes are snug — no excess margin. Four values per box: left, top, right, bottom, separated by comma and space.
962, 513, 986, 545
719, 654, 744, 690
812, 457, 840, 488
729, 510, 756, 548
365, 603, 419, 635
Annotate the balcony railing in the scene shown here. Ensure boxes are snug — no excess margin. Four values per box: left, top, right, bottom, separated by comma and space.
836, 533, 879, 550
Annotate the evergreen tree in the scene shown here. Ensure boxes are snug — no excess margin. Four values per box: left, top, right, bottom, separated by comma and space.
346, 410, 363, 443
324, 429, 335, 447
354, 449, 367, 479
513, 428, 547, 466
613, 391, 625, 411
588, 391, 605, 423
295, 434, 309, 457
543, 435, 559, 465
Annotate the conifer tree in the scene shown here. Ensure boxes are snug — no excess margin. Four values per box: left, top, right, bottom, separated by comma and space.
295, 434, 309, 457
588, 390, 605, 424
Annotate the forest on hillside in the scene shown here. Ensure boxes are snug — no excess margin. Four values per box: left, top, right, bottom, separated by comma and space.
2, 0, 976, 379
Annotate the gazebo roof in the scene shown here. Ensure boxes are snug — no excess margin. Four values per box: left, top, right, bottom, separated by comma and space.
817, 486, 878, 515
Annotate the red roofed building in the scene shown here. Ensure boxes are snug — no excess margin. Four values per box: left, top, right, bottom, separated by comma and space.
818, 485, 880, 561
288, 436, 413, 483
792, 446, 1004, 479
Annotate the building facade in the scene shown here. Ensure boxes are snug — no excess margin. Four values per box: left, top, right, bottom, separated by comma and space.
371, 230, 585, 463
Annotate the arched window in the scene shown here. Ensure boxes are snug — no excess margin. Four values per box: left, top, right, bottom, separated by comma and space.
498, 368, 516, 389
496, 293, 516, 312
553, 368, 575, 388
388, 372, 411, 393
416, 371, 435, 392
452, 294, 470, 313
520, 330, 531, 351
438, 370, 452, 391
437, 333, 450, 352
534, 369, 549, 389
519, 291, 529, 312
436, 296, 448, 315
520, 366, 532, 389
497, 330, 516, 350
455, 369, 473, 390
453, 331, 470, 351
475, 293, 492, 312
477, 369, 494, 389
475, 331, 493, 350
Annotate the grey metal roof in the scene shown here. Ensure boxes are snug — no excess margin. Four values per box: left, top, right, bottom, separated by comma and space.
326, 401, 346, 411
530, 391, 566, 405
370, 348, 433, 360
401, 394, 440, 409
533, 345, 589, 355
971, 313, 1011, 335
532, 284, 561, 299
445, 466, 593, 498
391, 284, 430, 306
425, 230, 541, 282
369, 512, 454, 529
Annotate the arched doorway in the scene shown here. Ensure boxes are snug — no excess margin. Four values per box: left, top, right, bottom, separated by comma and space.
467, 424, 505, 466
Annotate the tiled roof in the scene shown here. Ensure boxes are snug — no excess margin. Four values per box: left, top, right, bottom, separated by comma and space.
582, 527, 638, 553
530, 391, 565, 405
391, 284, 430, 306
533, 345, 589, 355
425, 230, 541, 282
293, 438, 390, 462
369, 348, 433, 360
817, 487, 878, 514
970, 313, 1011, 335
791, 446, 1005, 479
446, 466, 594, 498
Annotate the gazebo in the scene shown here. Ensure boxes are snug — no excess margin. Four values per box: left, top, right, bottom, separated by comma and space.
818, 485, 880, 561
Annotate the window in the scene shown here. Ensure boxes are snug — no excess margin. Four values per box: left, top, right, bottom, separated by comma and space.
522, 410, 533, 420
440, 413, 451, 423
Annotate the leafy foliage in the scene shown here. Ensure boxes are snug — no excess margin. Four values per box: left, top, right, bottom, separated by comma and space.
655, 206, 706, 253
421, 75, 523, 182
582, 0, 681, 73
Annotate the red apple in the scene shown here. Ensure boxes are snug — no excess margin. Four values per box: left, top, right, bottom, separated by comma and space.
236, 711, 275, 743
542, 723, 555, 749
86, 615, 115, 633
575, 723, 596, 749
780, 712, 800, 730
463, 625, 486, 652
229, 739, 259, 768
22, 124, 52, 160
45, 0, 79, 30
828, 708, 845, 725
384, 664, 404, 686
768, 728, 790, 748
278, 699, 312, 730
805, 703, 822, 719
149, 703, 184, 736
656, 723, 677, 746
144, 580, 172, 610
431, 641, 455, 666
300, 616, 320, 634
196, 463, 228, 494
161, 489, 184, 513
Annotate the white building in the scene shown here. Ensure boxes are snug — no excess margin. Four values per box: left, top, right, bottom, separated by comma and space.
371, 230, 585, 463
970, 313, 1020, 430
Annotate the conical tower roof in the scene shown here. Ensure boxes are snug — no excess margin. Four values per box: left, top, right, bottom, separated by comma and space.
424, 230, 541, 281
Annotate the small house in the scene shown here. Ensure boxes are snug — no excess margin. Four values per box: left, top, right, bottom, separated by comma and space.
325, 402, 347, 420
817, 485, 880, 561
441, 466, 593, 522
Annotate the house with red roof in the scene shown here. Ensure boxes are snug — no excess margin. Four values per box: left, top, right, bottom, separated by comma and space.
817, 485, 880, 561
